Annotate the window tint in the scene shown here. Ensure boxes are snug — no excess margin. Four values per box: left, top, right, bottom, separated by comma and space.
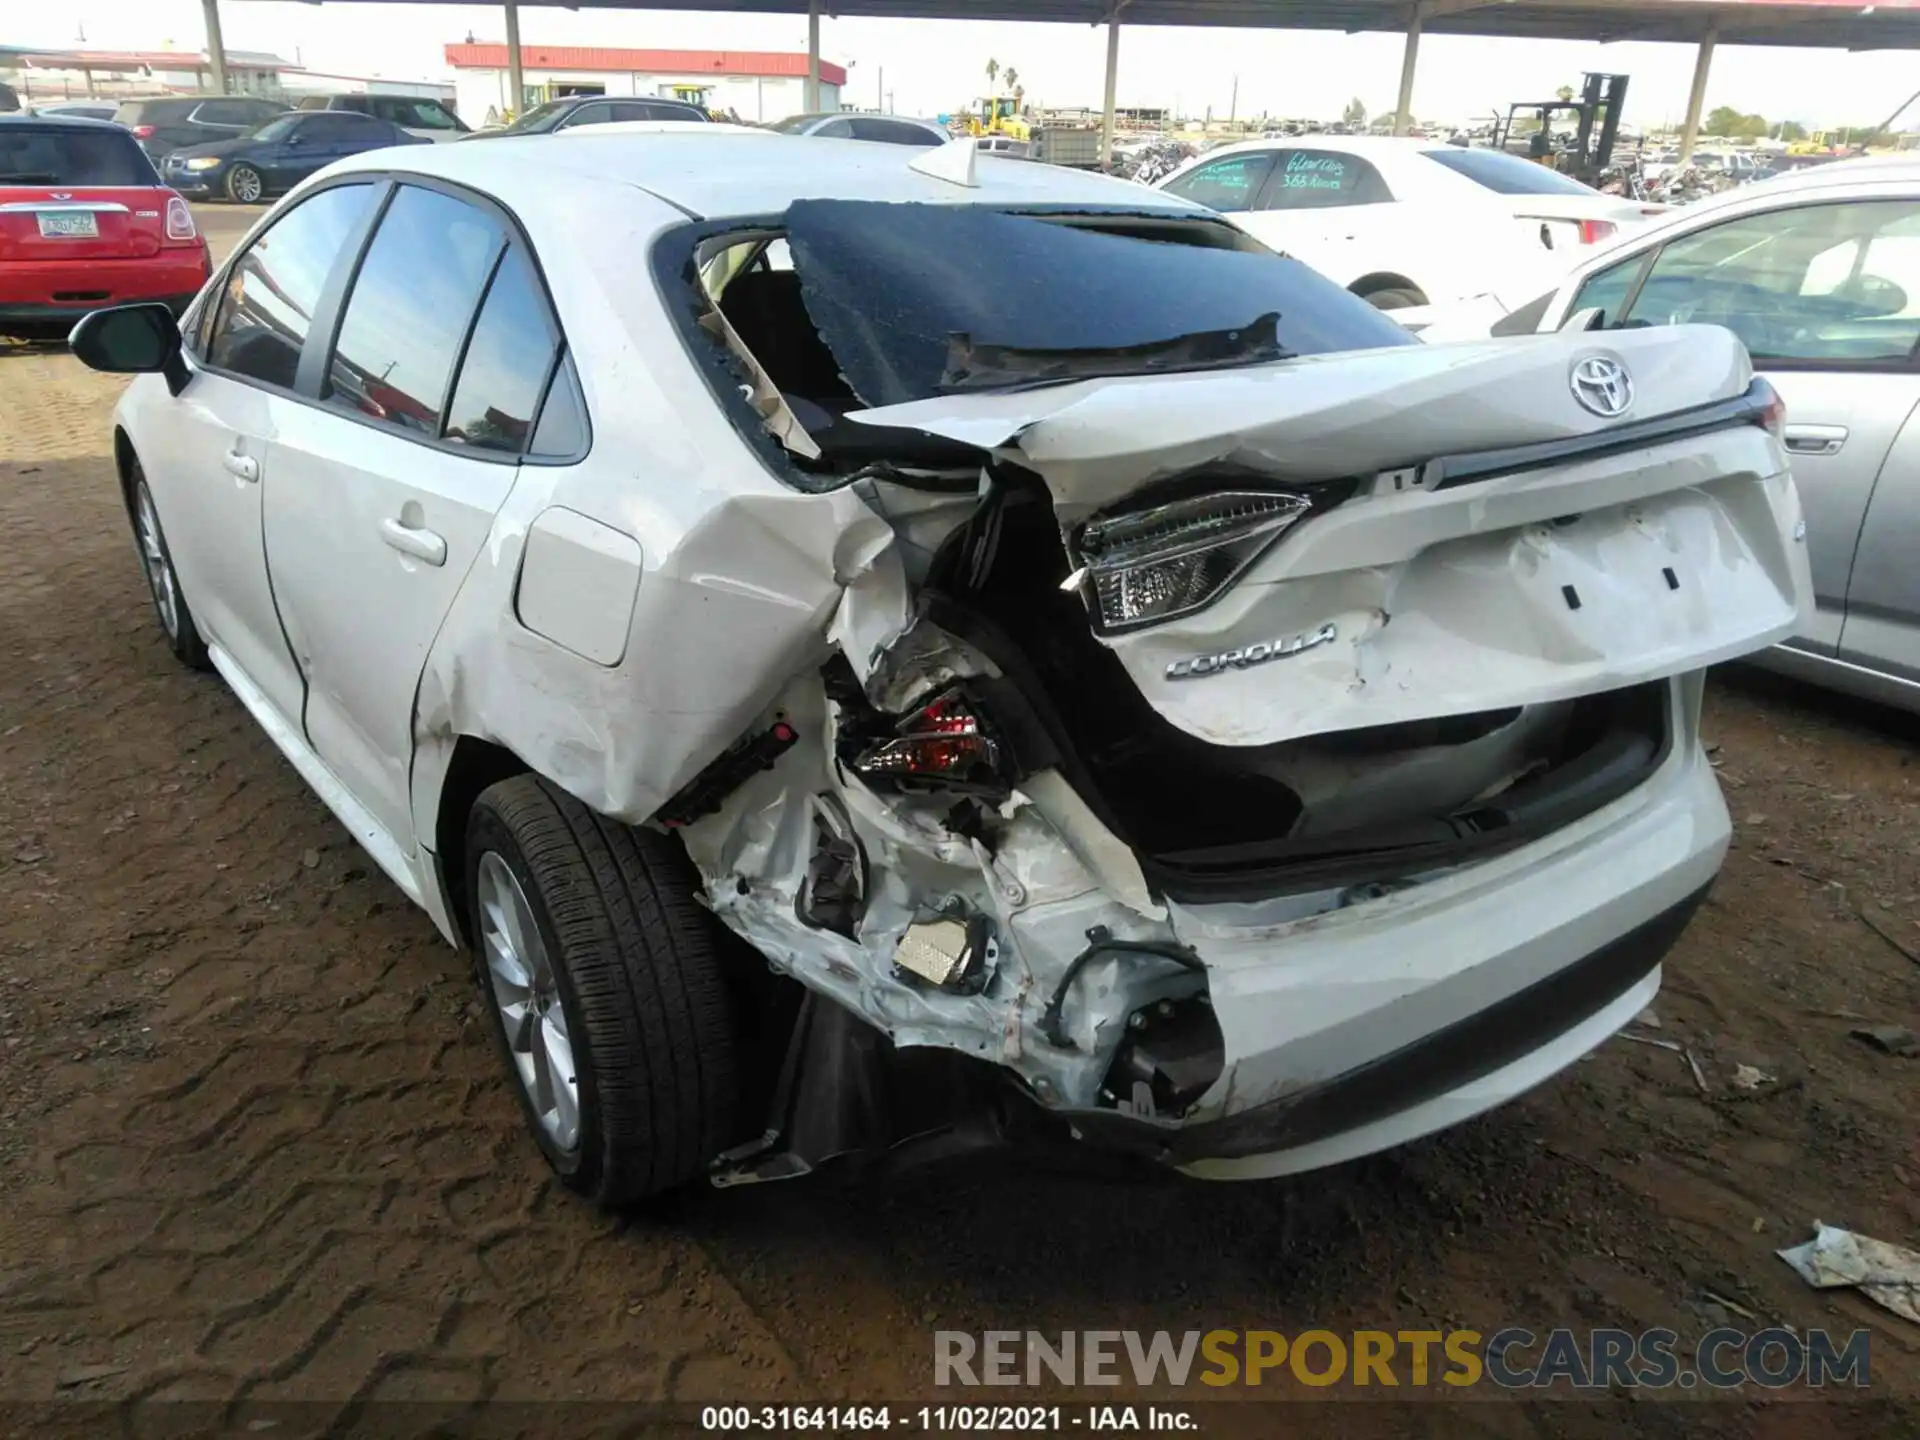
849, 117, 942, 146
559, 103, 617, 129
1160, 152, 1276, 212
1567, 253, 1647, 327
302, 114, 374, 141
193, 99, 265, 127
1620, 200, 1920, 366
207, 182, 375, 389
387, 98, 460, 129
1257, 149, 1393, 210
325, 185, 503, 435
444, 244, 560, 453
813, 117, 856, 139
0, 126, 155, 185
1420, 146, 1598, 196
249, 115, 301, 143
294, 96, 330, 112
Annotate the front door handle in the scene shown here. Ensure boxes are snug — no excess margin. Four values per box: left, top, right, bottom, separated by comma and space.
380, 516, 447, 566
1784, 423, 1848, 456
222, 450, 258, 482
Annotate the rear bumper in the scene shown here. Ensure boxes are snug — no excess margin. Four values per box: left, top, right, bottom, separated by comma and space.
0, 251, 209, 322
1064, 681, 1729, 1177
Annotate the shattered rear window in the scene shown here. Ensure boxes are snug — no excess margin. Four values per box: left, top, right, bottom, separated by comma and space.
781, 200, 1417, 408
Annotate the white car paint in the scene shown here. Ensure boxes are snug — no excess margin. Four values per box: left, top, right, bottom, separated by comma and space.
1156, 134, 1657, 309
99, 130, 1809, 1187
1406, 155, 1920, 713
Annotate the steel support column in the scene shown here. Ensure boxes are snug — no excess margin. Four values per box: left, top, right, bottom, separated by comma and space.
504, 0, 525, 121
202, 0, 230, 95
807, 0, 822, 112
1393, 2, 1426, 136
1100, 13, 1121, 170
1678, 27, 1716, 164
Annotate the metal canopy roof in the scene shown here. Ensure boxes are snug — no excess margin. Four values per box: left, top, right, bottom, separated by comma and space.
320, 0, 1920, 51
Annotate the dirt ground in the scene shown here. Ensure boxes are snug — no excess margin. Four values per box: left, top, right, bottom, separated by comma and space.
0, 218, 1915, 1435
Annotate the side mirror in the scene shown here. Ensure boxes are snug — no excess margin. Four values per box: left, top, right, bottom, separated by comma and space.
69, 303, 191, 396
1560, 306, 1606, 332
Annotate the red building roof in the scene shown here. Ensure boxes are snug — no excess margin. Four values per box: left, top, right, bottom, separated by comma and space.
443, 44, 846, 87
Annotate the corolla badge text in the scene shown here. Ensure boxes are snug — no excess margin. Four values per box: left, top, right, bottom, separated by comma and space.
1165, 622, 1338, 681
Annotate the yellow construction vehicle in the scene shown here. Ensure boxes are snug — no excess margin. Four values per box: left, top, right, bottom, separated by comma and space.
966, 94, 1031, 142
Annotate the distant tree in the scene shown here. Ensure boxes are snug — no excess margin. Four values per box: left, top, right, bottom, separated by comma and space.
1778, 120, 1807, 141
1704, 104, 1744, 136
1004, 67, 1019, 93
1556, 85, 1575, 102
1343, 97, 1366, 125
986, 58, 999, 90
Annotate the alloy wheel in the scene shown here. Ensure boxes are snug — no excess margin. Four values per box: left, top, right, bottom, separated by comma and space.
134, 483, 179, 640
477, 850, 581, 1154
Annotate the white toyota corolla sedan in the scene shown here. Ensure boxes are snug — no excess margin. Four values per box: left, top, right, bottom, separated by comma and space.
71, 127, 1811, 1205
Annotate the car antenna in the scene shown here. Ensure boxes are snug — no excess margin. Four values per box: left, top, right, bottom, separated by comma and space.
910, 134, 979, 188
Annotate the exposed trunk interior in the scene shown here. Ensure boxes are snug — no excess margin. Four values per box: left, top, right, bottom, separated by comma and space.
915, 485, 1672, 902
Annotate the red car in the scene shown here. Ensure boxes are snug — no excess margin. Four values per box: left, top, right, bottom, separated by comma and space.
1, 113, 210, 340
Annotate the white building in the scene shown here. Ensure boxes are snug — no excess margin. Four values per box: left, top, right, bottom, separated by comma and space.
278, 70, 456, 106
445, 43, 844, 127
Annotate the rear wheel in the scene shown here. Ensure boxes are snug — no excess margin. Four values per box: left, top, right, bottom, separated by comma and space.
226, 165, 264, 204
465, 776, 739, 1206
1360, 285, 1426, 311
130, 468, 211, 671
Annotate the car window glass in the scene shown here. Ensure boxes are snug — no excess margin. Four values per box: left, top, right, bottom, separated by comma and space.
1159, 152, 1275, 212
303, 114, 368, 141
325, 185, 504, 435
0, 127, 154, 185
1622, 199, 1920, 366
530, 354, 588, 457
1567, 253, 1646, 327
192, 99, 256, 126
444, 243, 560, 453
1257, 149, 1393, 210
1419, 146, 1597, 196
849, 117, 941, 146
206, 182, 375, 388
813, 117, 856, 139
561, 104, 615, 129
394, 99, 459, 129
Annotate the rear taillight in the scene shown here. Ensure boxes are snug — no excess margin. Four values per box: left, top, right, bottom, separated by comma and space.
1751, 378, 1786, 440
853, 690, 1007, 796
164, 194, 196, 242
130, 124, 154, 139
1578, 219, 1619, 245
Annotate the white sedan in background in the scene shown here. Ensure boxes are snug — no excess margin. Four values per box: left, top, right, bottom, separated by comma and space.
1158, 135, 1661, 310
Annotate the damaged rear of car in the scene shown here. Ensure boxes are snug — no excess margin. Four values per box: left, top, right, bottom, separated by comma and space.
630, 191, 1809, 1186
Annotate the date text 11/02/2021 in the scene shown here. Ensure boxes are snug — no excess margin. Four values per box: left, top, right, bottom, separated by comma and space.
701, 1408, 1195, 1431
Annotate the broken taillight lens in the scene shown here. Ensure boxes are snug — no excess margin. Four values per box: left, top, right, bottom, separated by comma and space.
852, 690, 1005, 794
1071, 489, 1313, 632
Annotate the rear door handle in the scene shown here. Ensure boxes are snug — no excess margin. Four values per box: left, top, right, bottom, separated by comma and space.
222, 450, 258, 482
380, 516, 447, 567
1784, 424, 1848, 456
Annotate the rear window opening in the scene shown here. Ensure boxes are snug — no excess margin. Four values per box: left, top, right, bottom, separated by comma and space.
672, 201, 1416, 487
1420, 146, 1599, 197
0, 127, 157, 187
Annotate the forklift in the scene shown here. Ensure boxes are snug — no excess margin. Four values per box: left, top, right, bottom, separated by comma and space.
1493, 72, 1629, 185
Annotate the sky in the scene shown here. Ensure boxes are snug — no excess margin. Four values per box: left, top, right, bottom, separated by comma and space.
27, 1, 1920, 131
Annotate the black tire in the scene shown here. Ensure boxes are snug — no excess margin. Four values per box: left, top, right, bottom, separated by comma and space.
465, 775, 739, 1206
128, 464, 212, 671
226, 165, 264, 204
1360, 285, 1426, 311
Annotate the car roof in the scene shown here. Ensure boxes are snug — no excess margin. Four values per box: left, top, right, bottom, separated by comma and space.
326, 127, 1210, 220
0, 112, 131, 131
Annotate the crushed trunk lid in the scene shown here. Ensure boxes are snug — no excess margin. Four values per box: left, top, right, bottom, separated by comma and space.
847, 324, 1809, 747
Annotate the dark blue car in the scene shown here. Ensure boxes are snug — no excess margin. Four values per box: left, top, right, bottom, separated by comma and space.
160, 110, 423, 203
